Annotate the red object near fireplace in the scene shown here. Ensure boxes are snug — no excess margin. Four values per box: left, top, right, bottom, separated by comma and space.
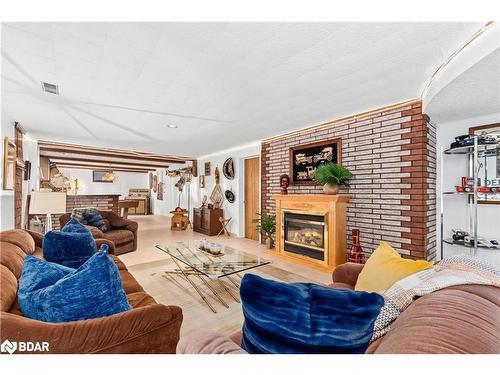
348, 229, 366, 264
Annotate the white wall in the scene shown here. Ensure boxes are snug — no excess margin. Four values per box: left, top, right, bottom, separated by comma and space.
150, 142, 261, 237
436, 112, 500, 267
0, 111, 15, 231
58, 168, 149, 198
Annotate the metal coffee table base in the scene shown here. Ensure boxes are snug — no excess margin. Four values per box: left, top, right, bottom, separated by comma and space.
162, 255, 241, 313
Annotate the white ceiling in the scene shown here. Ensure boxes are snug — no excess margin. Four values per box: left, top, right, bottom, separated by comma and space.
1, 22, 483, 156
425, 48, 500, 124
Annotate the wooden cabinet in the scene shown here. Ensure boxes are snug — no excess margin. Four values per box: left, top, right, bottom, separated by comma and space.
193, 208, 223, 236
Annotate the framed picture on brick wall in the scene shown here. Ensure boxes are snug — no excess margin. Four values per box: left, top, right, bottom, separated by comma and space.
289, 138, 341, 185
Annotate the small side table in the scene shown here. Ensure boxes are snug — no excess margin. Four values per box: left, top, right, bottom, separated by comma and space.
170, 209, 189, 231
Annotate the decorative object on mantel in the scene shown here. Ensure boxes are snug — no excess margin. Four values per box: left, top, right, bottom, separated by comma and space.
289, 139, 341, 185
225, 188, 235, 203
347, 229, 366, 264
223, 157, 235, 180
254, 213, 276, 249
204, 162, 211, 176
210, 166, 224, 208
152, 174, 157, 192
199, 175, 205, 188
2, 137, 16, 190
280, 174, 290, 195
314, 163, 352, 195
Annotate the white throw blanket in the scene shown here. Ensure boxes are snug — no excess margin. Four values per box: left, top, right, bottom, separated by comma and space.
371, 255, 500, 342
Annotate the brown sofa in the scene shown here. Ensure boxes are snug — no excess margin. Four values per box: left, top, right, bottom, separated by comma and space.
60, 211, 138, 255
0, 229, 182, 354
177, 263, 500, 354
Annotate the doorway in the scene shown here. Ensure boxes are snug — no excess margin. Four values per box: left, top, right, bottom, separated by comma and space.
244, 156, 260, 241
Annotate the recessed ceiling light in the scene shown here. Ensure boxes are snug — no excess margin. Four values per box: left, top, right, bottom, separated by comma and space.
167, 124, 178, 128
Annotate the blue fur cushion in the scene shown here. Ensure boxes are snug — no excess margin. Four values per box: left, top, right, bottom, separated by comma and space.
240, 274, 385, 354
43, 218, 97, 268
72, 208, 107, 232
18, 252, 131, 323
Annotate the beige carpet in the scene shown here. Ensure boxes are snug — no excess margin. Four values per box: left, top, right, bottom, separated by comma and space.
128, 257, 324, 336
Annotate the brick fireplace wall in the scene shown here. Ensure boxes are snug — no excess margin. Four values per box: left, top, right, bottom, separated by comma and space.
261, 100, 437, 260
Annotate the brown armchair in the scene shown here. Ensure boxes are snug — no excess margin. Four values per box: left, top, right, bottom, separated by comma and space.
60, 211, 138, 255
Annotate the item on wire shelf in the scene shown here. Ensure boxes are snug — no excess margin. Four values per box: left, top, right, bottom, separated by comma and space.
450, 134, 498, 149
452, 229, 469, 242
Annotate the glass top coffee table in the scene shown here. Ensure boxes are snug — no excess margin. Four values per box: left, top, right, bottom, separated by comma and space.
155, 241, 271, 313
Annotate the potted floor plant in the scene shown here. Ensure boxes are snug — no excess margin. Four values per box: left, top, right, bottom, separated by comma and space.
254, 213, 276, 249
314, 162, 352, 194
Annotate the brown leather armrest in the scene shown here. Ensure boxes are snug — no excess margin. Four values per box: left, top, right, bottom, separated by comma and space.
86, 225, 104, 238
0, 304, 183, 354
107, 212, 138, 233
25, 230, 44, 249
177, 329, 247, 354
95, 239, 116, 255
332, 263, 364, 287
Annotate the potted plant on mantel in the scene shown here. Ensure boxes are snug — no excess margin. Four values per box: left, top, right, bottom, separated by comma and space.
313, 162, 352, 194
254, 213, 276, 249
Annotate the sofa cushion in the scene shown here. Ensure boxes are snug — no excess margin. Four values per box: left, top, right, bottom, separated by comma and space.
104, 230, 134, 246
177, 329, 247, 354
355, 241, 432, 293
0, 264, 18, 312
0, 242, 27, 279
43, 218, 97, 268
72, 208, 108, 232
240, 273, 384, 354
18, 252, 131, 323
0, 230, 35, 255
373, 285, 500, 354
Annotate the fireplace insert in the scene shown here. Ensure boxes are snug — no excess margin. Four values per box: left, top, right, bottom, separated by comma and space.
283, 211, 327, 261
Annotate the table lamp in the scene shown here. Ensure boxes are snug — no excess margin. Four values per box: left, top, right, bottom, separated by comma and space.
29, 191, 67, 233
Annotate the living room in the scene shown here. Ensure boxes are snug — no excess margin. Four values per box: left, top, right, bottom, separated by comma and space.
1, 1, 499, 373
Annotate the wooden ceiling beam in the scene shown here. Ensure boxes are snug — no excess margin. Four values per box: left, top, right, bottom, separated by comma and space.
38, 140, 194, 164
54, 164, 150, 174
53, 162, 155, 171
48, 156, 170, 169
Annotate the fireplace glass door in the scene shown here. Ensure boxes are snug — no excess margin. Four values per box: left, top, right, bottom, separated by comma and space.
283, 211, 327, 261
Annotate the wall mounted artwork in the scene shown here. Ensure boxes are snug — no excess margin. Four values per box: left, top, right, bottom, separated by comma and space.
289, 139, 341, 185
204, 162, 211, 176
199, 174, 205, 188
2, 137, 16, 190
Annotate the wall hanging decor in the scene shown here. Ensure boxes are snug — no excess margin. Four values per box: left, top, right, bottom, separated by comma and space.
157, 171, 164, 200
289, 138, 341, 185
2, 137, 16, 190
225, 189, 235, 203
152, 174, 158, 193
199, 174, 205, 188
210, 166, 224, 208
204, 162, 211, 176
222, 157, 235, 180
149, 172, 153, 189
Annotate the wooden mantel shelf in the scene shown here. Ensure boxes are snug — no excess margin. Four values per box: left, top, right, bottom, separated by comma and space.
272, 194, 351, 203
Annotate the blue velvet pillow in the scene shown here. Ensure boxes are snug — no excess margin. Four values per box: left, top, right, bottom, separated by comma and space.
18, 252, 131, 323
43, 218, 97, 268
82, 208, 107, 232
240, 274, 385, 354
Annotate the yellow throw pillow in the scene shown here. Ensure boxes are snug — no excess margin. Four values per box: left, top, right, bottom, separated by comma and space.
354, 241, 433, 293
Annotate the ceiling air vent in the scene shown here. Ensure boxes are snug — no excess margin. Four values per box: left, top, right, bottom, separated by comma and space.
41, 82, 59, 95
